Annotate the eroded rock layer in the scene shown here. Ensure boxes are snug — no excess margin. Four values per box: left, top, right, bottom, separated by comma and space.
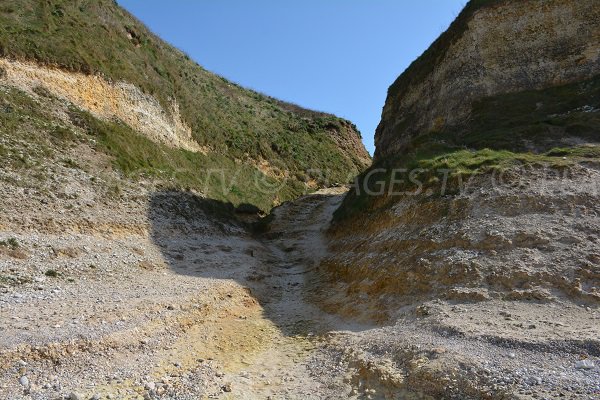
375, 0, 600, 160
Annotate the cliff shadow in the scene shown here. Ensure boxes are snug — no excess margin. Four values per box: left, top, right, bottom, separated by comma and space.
147, 189, 332, 338
147, 190, 263, 278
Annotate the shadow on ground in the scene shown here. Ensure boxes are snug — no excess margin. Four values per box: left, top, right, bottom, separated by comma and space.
147, 189, 349, 338
148, 190, 260, 277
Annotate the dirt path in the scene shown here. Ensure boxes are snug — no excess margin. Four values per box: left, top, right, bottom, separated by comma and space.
216, 187, 365, 399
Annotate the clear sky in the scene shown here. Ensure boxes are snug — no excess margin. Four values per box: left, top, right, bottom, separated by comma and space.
117, 0, 467, 155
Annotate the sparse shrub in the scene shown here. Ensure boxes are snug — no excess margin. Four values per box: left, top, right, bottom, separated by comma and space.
0, 238, 21, 257
33, 85, 52, 98
62, 158, 80, 169
107, 183, 122, 199
1, 237, 19, 248
45, 269, 59, 278
0, 6, 15, 14
0, 243, 25, 259
51, 5, 64, 17
51, 126, 76, 143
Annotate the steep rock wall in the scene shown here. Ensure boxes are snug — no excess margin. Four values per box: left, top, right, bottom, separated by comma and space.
321, 165, 600, 321
375, 0, 600, 160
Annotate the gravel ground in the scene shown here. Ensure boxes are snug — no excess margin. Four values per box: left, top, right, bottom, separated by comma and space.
1, 159, 599, 399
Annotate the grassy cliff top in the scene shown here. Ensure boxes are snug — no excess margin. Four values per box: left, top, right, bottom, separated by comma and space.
336, 73, 600, 222
0, 0, 370, 208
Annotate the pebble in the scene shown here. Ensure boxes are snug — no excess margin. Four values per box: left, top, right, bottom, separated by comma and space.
19, 375, 30, 388
526, 376, 542, 386
144, 381, 156, 391
69, 392, 83, 400
575, 360, 595, 370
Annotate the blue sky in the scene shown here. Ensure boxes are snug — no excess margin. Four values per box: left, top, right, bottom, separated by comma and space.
118, 0, 467, 155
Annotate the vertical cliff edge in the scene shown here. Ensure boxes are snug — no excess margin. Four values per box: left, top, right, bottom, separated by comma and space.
323, 0, 600, 336
375, 0, 599, 160
313, 4, 600, 397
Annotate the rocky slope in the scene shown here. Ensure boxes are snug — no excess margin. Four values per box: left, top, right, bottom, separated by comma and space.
329, 0, 600, 312
318, 1, 600, 398
0, 148, 352, 399
3, 174, 599, 399
0, 0, 370, 210
3, 0, 600, 399
325, 164, 600, 318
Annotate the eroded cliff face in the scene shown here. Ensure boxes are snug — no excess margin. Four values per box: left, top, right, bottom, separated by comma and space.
321, 165, 600, 321
0, 58, 206, 153
321, 0, 600, 323
375, 0, 600, 160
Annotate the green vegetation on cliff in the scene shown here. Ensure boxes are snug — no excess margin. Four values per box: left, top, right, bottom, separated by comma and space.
0, 0, 370, 209
336, 75, 600, 222
0, 85, 315, 210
